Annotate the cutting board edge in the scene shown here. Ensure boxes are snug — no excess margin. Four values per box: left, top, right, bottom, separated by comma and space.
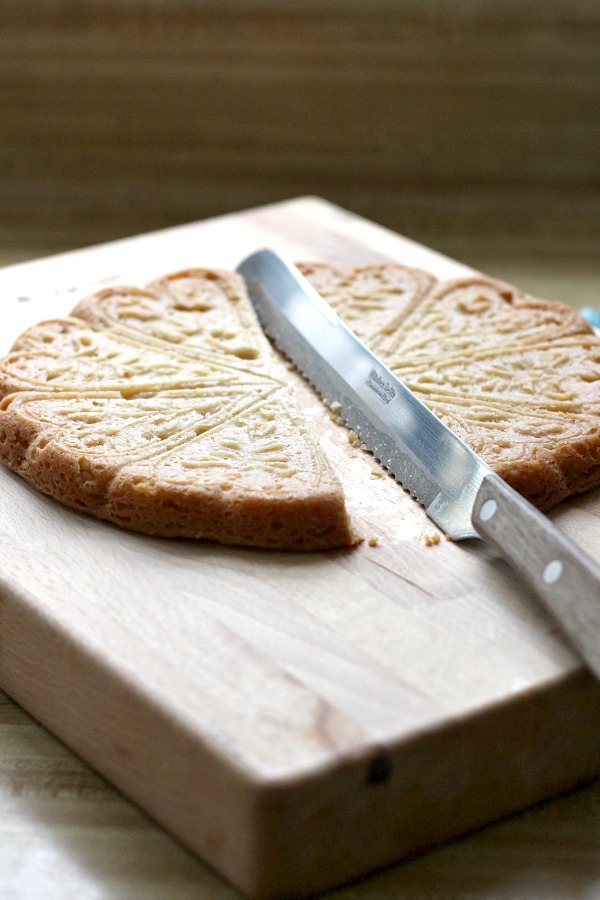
0, 195, 478, 303
0, 570, 272, 892
246, 665, 600, 898
1, 563, 599, 900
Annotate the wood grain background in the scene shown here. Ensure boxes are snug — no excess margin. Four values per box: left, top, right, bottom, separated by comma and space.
1, 0, 599, 285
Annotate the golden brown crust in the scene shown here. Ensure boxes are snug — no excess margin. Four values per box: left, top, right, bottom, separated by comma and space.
0, 269, 356, 551
298, 262, 600, 510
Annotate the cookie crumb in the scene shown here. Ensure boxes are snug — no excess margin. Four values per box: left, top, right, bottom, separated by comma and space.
347, 430, 361, 447
368, 536, 379, 547
423, 531, 441, 547
328, 400, 344, 426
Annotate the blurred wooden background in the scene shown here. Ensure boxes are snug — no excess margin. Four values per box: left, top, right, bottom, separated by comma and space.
1, 0, 599, 304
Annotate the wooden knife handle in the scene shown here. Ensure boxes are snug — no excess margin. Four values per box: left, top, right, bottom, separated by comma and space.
472, 473, 600, 679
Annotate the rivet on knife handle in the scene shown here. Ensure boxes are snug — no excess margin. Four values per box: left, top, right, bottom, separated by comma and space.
473, 473, 600, 678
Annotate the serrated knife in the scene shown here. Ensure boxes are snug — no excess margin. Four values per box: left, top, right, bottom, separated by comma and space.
237, 248, 600, 680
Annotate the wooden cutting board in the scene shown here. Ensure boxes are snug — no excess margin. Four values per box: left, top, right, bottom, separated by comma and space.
0, 197, 599, 900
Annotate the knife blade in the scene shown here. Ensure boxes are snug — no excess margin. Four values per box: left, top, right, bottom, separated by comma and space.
237, 248, 600, 680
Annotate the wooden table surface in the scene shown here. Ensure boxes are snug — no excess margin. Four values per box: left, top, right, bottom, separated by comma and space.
1, 215, 600, 900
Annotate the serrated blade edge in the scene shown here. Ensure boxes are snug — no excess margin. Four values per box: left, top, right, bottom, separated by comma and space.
237, 249, 492, 539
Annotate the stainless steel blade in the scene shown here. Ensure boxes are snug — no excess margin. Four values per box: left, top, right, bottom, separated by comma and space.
237, 248, 488, 539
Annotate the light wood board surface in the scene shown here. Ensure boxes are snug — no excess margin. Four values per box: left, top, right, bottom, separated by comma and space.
0, 197, 599, 899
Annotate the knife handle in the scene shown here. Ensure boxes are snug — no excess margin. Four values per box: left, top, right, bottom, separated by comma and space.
472, 473, 600, 680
